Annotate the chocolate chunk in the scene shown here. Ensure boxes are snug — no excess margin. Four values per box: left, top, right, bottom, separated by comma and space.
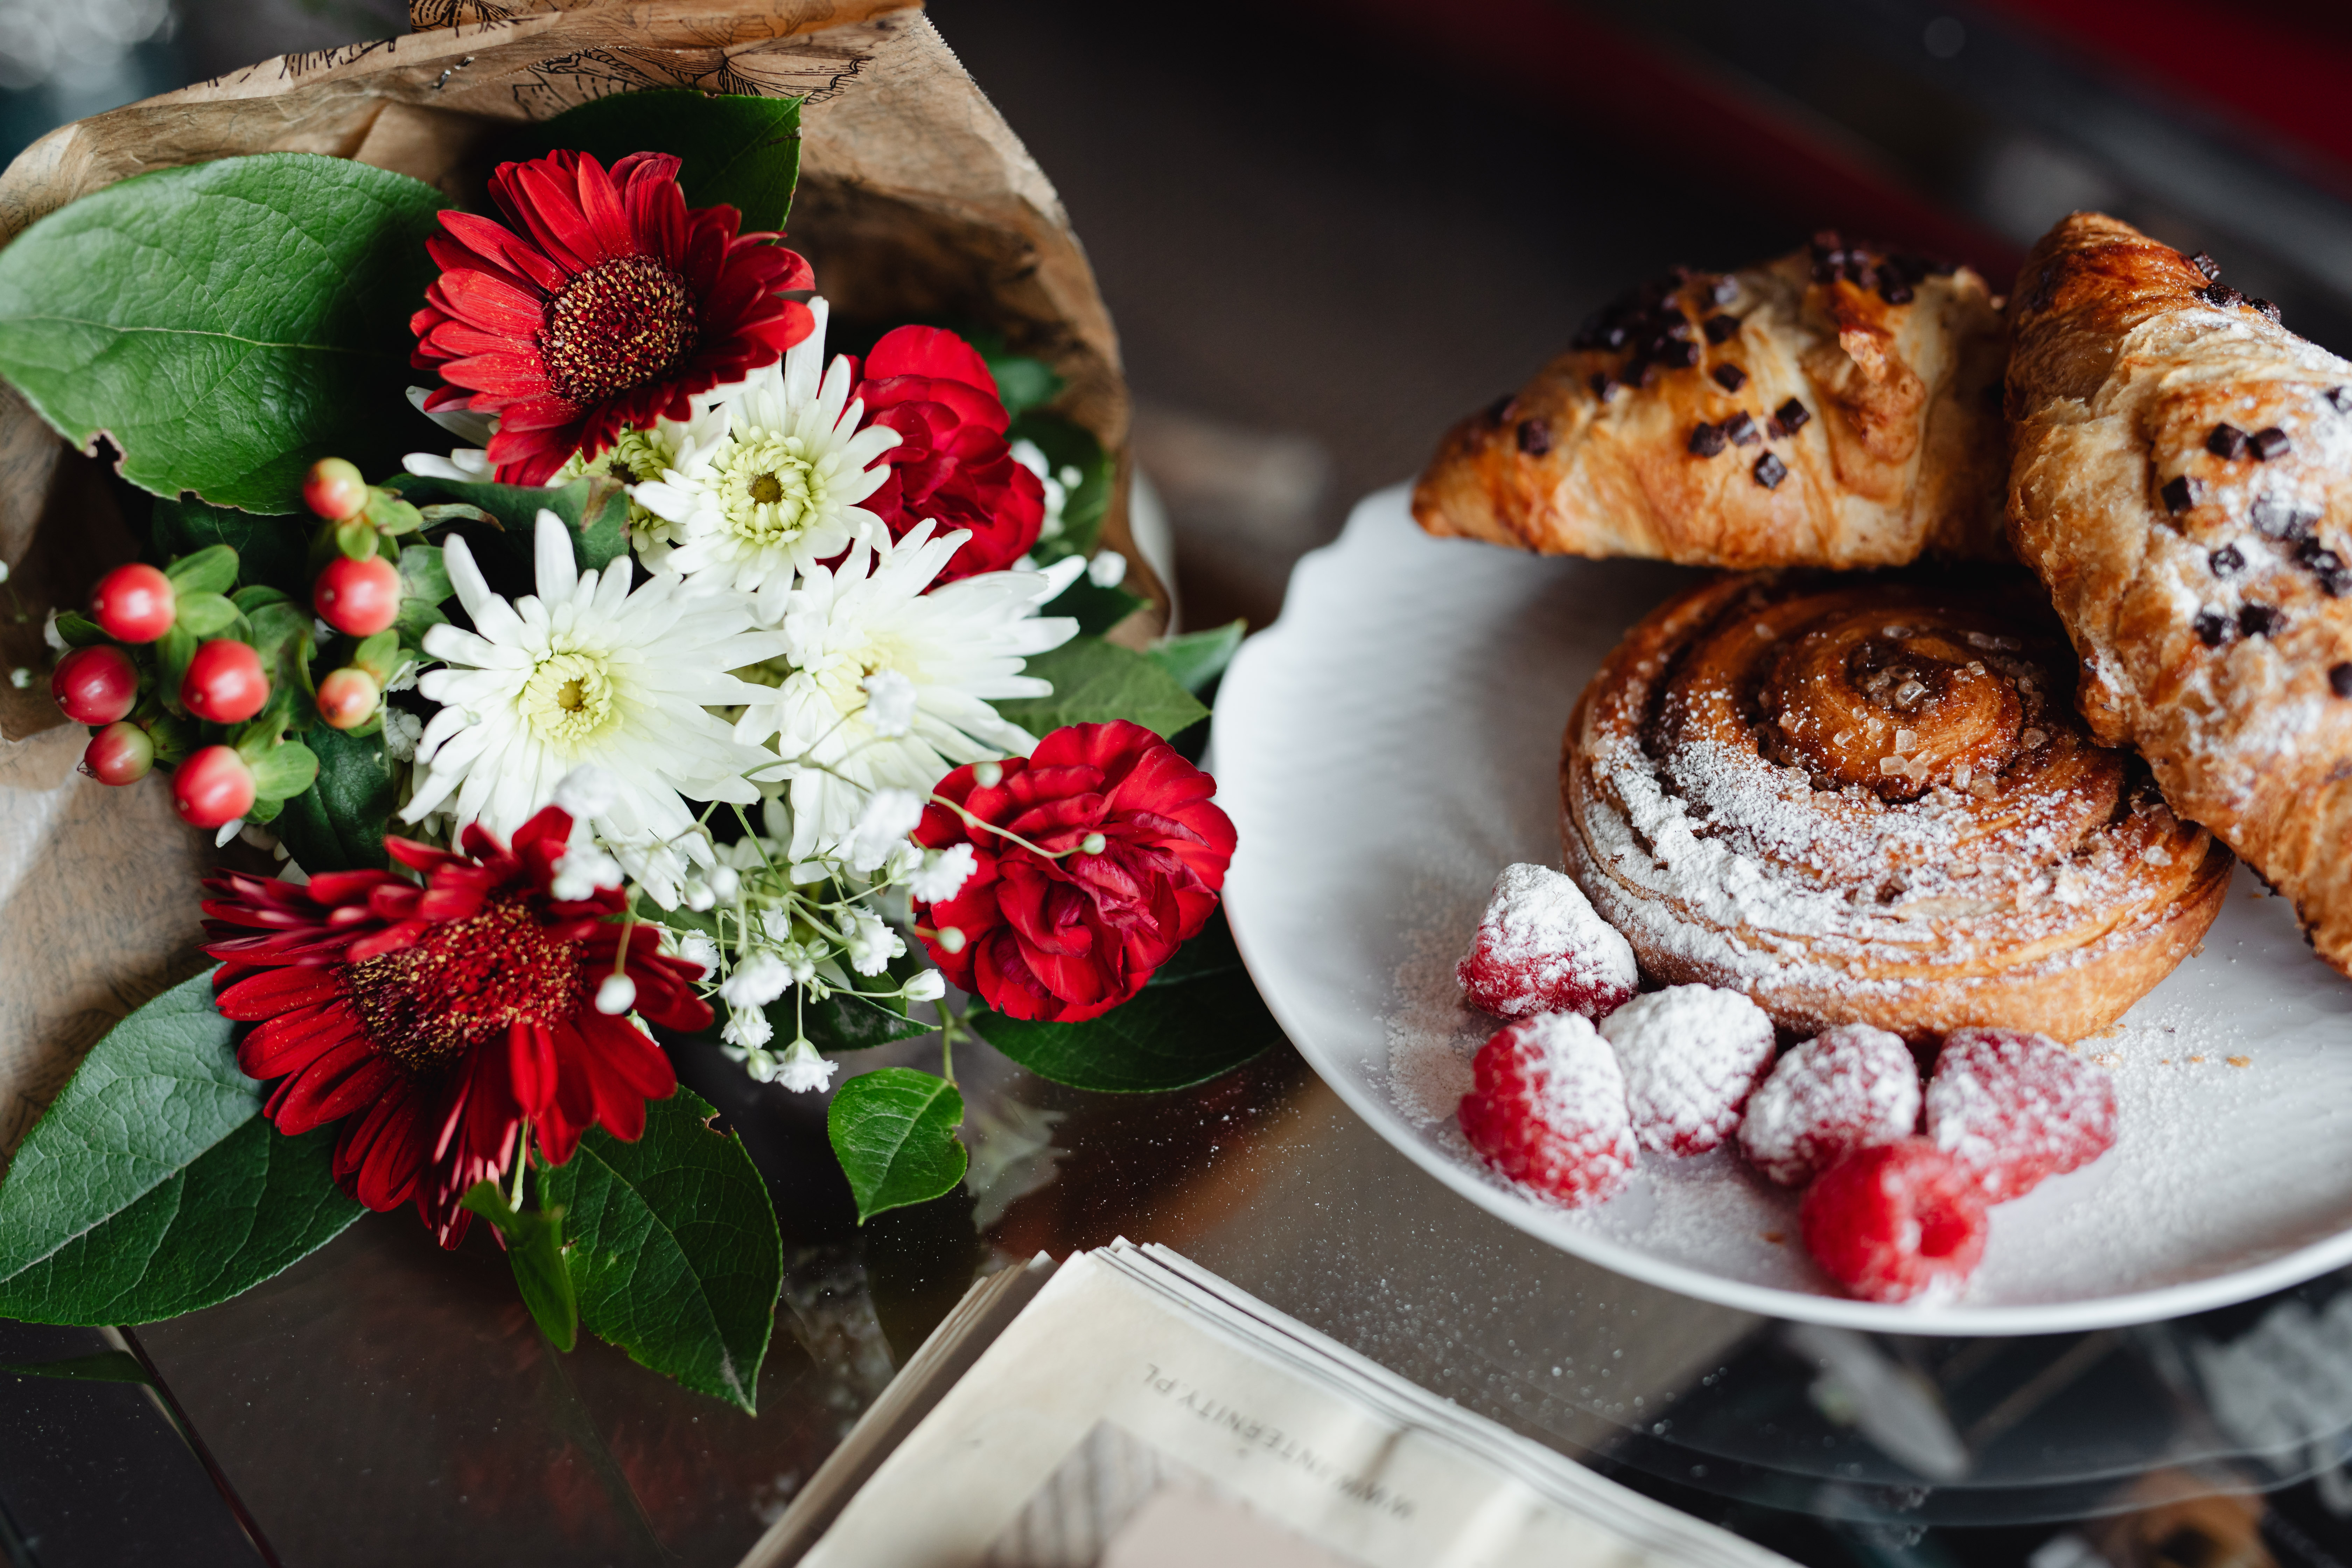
2253, 426, 2292, 460
2329, 387, 2352, 414
1688, 422, 1728, 457
1703, 315, 1741, 344
2190, 250, 2222, 281
1587, 373, 1608, 398
2208, 423, 2248, 459
1878, 280, 1914, 305
2199, 283, 2246, 309
2194, 610, 2231, 647
1604, 324, 1630, 349
2209, 543, 2245, 576
2325, 570, 2352, 599
1711, 362, 1748, 392
1753, 451, 1788, 489
2250, 298, 2283, 324
1724, 412, 1760, 446
1765, 416, 1787, 440
1658, 338, 1700, 369
2251, 495, 2318, 541
2297, 539, 2344, 579
1711, 276, 1740, 304
1776, 398, 1811, 434
1516, 418, 1553, 456
2333, 663, 2352, 698
2239, 603, 2282, 638
2163, 475, 2202, 515
1664, 317, 1695, 342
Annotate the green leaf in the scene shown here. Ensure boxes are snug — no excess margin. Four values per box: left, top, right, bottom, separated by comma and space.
985, 354, 1063, 417
0, 154, 450, 513
1011, 411, 1113, 562
994, 636, 1208, 741
272, 723, 394, 872
247, 741, 318, 802
51, 611, 105, 648
156, 624, 196, 717
537, 1088, 780, 1413
387, 472, 630, 578
397, 543, 451, 607
0, 1351, 150, 1384
509, 90, 804, 233
0, 971, 365, 1324
171, 591, 239, 637
1149, 620, 1245, 696
459, 1182, 579, 1353
969, 910, 1279, 1093
827, 1068, 967, 1225
1049, 574, 1150, 638
162, 544, 238, 596
795, 988, 932, 1054
151, 498, 308, 592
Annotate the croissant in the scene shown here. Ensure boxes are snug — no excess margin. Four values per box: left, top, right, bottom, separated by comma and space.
1414, 234, 2010, 568
1560, 571, 2233, 1044
2005, 212, 2352, 978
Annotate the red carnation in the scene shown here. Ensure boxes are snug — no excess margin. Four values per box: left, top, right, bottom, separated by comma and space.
202, 807, 710, 1246
912, 721, 1235, 1023
853, 326, 1046, 583
411, 149, 814, 485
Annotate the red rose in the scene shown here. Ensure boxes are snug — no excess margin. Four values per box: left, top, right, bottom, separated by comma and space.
913, 721, 1236, 1023
853, 326, 1046, 584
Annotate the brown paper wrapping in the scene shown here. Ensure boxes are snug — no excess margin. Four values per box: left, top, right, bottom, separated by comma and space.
0, 0, 1147, 1163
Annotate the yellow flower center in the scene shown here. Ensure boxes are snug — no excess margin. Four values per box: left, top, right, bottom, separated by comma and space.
715, 430, 828, 546
522, 652, 615, 743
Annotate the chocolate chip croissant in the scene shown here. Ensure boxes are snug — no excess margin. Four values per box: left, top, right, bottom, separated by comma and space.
2006, 211, 2352, 978
1414, 235, 2010, 567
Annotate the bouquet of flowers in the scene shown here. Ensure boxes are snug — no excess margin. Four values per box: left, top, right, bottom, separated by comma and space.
0, 5, 1268, 1412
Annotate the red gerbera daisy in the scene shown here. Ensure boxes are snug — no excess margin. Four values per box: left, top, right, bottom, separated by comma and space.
411, 149, 815, 485
203, 806, 711, 1246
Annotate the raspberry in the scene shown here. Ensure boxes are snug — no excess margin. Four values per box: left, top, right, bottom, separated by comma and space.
1799, 1138, 1988, 1304
1739, 1023, 1920, 1186
1458, 1013, 1637, 1208
1456, 862, 1637, 1020
1597, 983, 1774, 1155
1925, 1027, 2117, 1202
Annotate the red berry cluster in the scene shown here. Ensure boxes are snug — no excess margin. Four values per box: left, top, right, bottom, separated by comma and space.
51, 456, 423, 832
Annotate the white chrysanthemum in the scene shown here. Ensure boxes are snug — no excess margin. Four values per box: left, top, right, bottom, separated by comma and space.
404, 511, 786, 853
632, 299, 901, 619
738, 523, 1085, 862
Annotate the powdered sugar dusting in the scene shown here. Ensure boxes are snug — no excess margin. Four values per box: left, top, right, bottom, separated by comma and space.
1739, 1023, 1921, 1187
1598, 984, 1774, 1155
1925, 1027, 2118, 1201
1457, 1012, 1638, 1208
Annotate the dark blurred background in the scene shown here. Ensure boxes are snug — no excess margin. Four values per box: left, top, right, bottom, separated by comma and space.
12, 0, 2350, 635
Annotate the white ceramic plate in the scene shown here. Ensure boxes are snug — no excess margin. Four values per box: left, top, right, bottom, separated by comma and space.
1213, 484, 2352, 1335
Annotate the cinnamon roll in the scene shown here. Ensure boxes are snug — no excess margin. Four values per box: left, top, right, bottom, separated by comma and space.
1561, 573, 2234, 1043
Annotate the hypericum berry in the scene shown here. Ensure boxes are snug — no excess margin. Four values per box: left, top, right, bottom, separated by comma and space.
172, 745, 256, 829
1800, 1138, 1988, 1304
1925, 1027, 2117, 1202
1457, 862, 1638, 1021
1457, 1012, 1638, 1207
1597, 983, 1775, 1156
302, 457, 369, 522
315, 667, 380, 730
50, 644, 139, 724
89, 563, 176, 643
1740, 1023, 1921, 1187
182, 638, 270, 723
81, 721, 154, 785
312, 553, 401, 636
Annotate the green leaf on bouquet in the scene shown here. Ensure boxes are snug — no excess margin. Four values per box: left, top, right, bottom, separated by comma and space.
387, 472, 631, 577
984, 354, 1064, 418
828, 1068, 967, 1225
796, 989, 933, 1054
397, 543, 453, 608
0, 154, 449, 513
994, 636, 1208, 742
969, 910, 1279, 1093
162, 544, 239, 597
151, 498, 308, 593
459, 1182, 578, 1353
0, 970, 364, 1325
507, 90, 805, 233
273, 723, 396, 872
538, 1088, 781, 1413
169, 592, 240, 638
1149, 620, 1245, 695
1011, 411, 1114, 563
1048, 574, 1150, 638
